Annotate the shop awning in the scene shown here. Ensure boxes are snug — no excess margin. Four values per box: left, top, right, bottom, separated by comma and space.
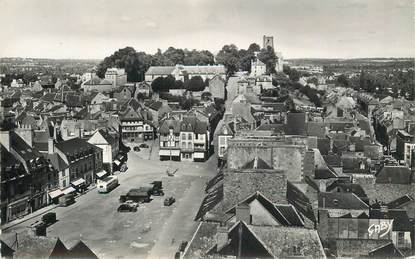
96, 170, 108, 179
49, 189, 64, 199
159, 149, 180, 156
71, 178, 86, 187
62, 187, 76, 195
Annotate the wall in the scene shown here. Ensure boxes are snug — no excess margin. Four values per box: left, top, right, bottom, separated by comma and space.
335, 239, 390, 257
227, 142, 306, 182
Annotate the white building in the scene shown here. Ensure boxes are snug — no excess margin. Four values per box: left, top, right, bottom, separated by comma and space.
105, 68, 127, 87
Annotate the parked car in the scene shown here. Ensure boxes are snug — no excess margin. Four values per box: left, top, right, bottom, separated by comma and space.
41, 212, 57, 225
58, 193, 75, 207
139, 143, 149, 148
150, 181, 164, 196
120, 163, 128, 172
133, 146, 140, 152
164, 197, 175, 206
117, 201, 138, 212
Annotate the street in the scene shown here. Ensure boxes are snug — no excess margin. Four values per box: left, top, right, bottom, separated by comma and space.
1, 141, 216, 259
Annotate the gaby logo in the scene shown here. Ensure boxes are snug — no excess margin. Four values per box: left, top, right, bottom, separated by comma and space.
368, 220, 393, 238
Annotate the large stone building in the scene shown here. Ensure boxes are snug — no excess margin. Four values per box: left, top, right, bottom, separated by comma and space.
145, 64, 226, 83
55, 138, 103, 187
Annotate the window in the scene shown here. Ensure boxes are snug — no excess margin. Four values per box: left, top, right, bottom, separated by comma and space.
182, 142, 186, 148
195, 134, 198, 140
63, 179, 67, 187
188, 133, 192, 140
397, 232, 405, 246
181, 134, 186, 140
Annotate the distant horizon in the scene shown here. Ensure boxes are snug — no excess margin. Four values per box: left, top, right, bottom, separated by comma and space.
1, 0, 413, 60
0, 54, 414, 62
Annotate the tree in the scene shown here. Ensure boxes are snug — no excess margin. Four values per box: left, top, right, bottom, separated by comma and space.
186, 76, 205, 92
283, 64, 291, 75
257, 46, 277, 74
216, 44, 240, 76
151, 75, 175, 93
273, 72, 290, 86
201, 92, 212, 101
247, 43, 261, 53
152, 49, 173, 66
96, 47, 153, 82
288, 69, 300, 82
238, 49, 255, 72
183, 49, 215, 65
337, 74, 350, 87
163, 47, 185, 65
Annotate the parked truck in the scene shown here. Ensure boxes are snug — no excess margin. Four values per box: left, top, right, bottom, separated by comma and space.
119, 188, 151, 203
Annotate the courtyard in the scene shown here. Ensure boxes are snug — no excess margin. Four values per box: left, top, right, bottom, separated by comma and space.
1, 140, 217, 259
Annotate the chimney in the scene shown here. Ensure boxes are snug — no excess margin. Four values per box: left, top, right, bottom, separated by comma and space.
319, 181, 326, 192
53, 126, 58, 140
235, 203, 251, 224
78, 127, 84, 139
48, 137, 54, 155
216, 225, 228, 252
0, 130, 10, 151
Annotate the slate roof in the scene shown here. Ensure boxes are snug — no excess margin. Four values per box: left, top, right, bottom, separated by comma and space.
68, 240, 98, 259
205, 171, 224, 193
159, 119, 181, 134
387, 195, 414, 209
247, 224, 325, 258
180, 65, 225, 75
0, 240, 14, 258
323, 154, 342, 167
225, 191, 305, 227
195, 184, 224, 221
96, 129, 116, 145
145, 66, 175, 75
326, 181, 369, 203
318, 192, 369, 210
286, 181, 316, 223
145, 100, 163, 111
307, 122, 327, 138
46, 153, 69, 171
12, 232, 67, 259
10, 131, 41, 162
369, 242, 404, 258
55, 137, 100, 156
317, 138, 331, 155
285, 112, 307, 135
375, 166, 413, 184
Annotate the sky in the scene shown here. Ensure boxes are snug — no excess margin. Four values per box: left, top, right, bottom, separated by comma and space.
0, 0, 413, 59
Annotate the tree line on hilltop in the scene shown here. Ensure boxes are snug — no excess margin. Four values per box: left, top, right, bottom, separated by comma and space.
96, 43, 279, 82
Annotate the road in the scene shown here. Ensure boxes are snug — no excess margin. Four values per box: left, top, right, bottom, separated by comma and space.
1, 141, 216, 259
